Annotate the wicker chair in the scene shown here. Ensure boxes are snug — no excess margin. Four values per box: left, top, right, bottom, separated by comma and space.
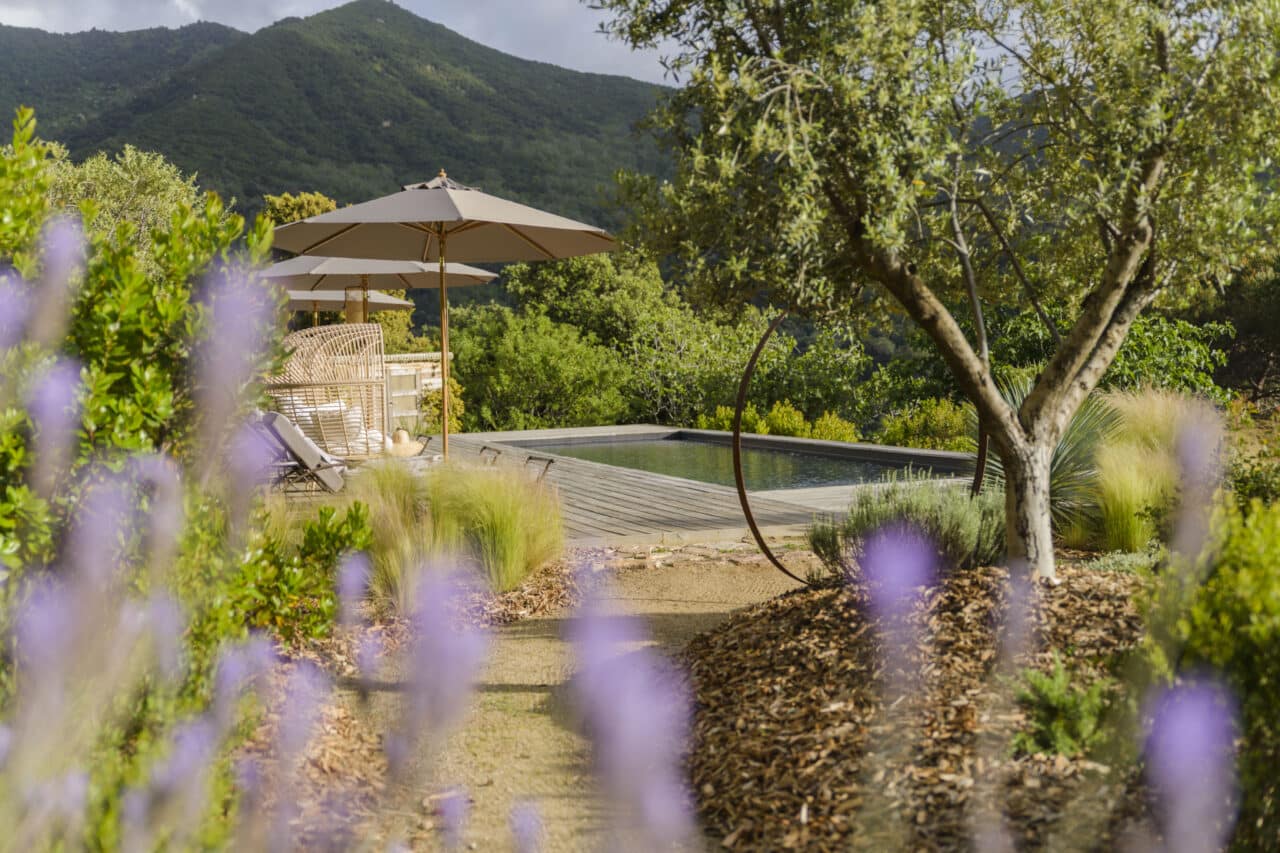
264, 323, 388, 460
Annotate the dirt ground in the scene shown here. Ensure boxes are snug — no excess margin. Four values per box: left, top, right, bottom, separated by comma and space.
322, 539, 815, 851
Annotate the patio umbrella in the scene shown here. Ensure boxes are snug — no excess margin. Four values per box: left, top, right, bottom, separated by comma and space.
274, 171, 616, 456
285, 289, 413, 317
264, 256, 497, 322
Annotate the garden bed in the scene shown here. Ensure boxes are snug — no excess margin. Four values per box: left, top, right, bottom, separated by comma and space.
683, 562, 1147, 850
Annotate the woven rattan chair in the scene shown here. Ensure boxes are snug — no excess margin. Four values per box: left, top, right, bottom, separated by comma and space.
264, 323, 388, 461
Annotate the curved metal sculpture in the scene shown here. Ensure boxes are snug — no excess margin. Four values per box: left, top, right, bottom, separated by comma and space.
731, 311, 811, 586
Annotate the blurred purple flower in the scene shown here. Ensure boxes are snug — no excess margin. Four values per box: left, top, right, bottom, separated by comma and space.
68, 474, 132, 588
147, 594, 186, 680
15, 580, 77, 682
998, 567, 1037, 667
224, 421, 279, 526
1144, 680, 1239, 853
337, 553, 370, 627
437, 788, 470, 850
214, 634, 276, 722
509, 799, 544, 853
356, 635, 382, 682
0, 724, 11, 766
277, 661, 330, 760
568, 590, 694, 848
196, 268, 275, 451
25, 357, 81, 497
387, 570, 490, 779
28, 216, 84, 346
130, 454, 184, 570
1171, 415, 1225, 562
0, 269, 32, 351
859, 523, 936, 687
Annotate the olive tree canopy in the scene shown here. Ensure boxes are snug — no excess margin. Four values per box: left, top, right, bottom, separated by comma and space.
596, 0, 1280, 578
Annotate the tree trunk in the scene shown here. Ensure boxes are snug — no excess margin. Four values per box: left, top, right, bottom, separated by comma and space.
1002, 442, 1056, 581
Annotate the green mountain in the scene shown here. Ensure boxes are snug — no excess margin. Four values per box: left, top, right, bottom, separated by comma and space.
1, 0, 666, 227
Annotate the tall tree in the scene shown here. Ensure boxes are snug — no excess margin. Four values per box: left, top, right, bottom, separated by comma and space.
596, 0, 1280, 579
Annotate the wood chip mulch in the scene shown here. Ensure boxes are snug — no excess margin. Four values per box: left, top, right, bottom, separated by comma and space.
683, 564, 1148, 851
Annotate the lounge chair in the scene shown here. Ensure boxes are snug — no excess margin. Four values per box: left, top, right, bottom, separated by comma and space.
259, 411, 347, 494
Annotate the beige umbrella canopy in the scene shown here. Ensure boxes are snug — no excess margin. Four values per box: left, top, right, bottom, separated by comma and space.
274, 172, 616, 456
285, 289, 413, 315
263, 256, 497, 323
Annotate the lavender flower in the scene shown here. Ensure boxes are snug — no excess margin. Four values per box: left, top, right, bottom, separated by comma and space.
28, 216, 84, 346
437, 788, 470, 850
568, 589, 694, 848
67, 474, 131, 588
1144, 680, 1239, 853
859, 523, 937, 686
337, 553, 371, 628
129, 453, 184, 572
0, 269, 31, 352
1170, 414, 1225, 563
24, 357, 81, 498
214, 635, 277, 724
509, 799, 544, 853
387, 569, 490, 780
195, 268, 275, 455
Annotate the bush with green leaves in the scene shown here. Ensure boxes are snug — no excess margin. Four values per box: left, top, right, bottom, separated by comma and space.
418, 376, 465, 436
875, 397, 971, 452
1011, 654, 1114, 757
1229, 451, 1280, 510
694, 402, 859, 442
810, 477, 1006, 582
762, 400, 810, 438
1161, 499, 1280, 847
452, 305, 630, 431
809, 411, 860, 443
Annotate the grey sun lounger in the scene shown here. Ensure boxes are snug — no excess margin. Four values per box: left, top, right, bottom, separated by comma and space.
259, 411, 347, 493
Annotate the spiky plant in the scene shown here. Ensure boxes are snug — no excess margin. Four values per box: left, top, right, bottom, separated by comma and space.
972, 375, 1121, 534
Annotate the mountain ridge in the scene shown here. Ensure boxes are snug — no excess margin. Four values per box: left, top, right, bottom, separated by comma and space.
2, 0, 666, 226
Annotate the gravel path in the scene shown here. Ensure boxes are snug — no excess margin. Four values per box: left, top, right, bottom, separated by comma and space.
369, 542, 811, 851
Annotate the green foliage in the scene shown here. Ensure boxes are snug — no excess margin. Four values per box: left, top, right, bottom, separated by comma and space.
876, 398, 971, 452
5, 2, 665, 227
1229, 452, 1280, 510
762, 400, 809, 438
47, 144, 208, 277
809, 477, 1006, 582
1162, 500, 1280, 847
262, 190, 336, 224
452, 305, 629, 431
0, 107, 53, 270
1011, 654, 1113, 758
418, 376, 465, 436
696, 403, 768, 434
809, 411, 860, 443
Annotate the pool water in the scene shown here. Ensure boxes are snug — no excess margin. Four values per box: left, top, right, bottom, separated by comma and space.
530, 438, 918, 490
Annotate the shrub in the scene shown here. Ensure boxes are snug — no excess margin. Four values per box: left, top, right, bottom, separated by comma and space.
809, 411, 859, 443
875, 398, 971, 452
809, 476, 1006, 581
1228, 452, 1280, 509
695, 403, 769, 434
1163, 500, 1280, 848
419, 376, 465, 436
337, 462, 565, 607
1011, 653, 1114, 757
762, 400, 810, 438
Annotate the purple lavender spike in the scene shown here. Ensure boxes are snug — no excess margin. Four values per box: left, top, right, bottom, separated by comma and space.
0, 724, 11, 766
28, 216, 84, 346
277, 661, 330, 760
389, 569, 489, 778
15, 581, 77, 679
25, 357, 81, 496
196, 268, 275, 449
437, 788, 470, 850
356, 634, 383, 683
1144, 681, 1239, 853
337, 553, 371, 628
859, 523, 937, 685
68, 474, 132, 588
147, 595, 186, 680
1171, 415, 1225, 562
214, 635, 277, 720
130, 454, 184, 568
509, 800, 544, 853
0, 270, 32, 351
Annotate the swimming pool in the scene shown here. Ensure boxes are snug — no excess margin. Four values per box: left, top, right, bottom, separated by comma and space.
516, 433, 962, 491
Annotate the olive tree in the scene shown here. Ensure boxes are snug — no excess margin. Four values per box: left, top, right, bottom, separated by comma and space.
596, 0, 1280, 579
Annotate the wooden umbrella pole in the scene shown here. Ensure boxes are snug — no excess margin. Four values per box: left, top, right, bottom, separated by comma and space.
362, 273, 370, 322
438, 229, 450, 458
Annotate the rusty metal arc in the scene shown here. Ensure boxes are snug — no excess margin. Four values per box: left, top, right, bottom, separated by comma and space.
731, 310, 812, 587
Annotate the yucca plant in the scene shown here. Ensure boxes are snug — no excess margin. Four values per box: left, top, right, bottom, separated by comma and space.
971, 374, 1121, 535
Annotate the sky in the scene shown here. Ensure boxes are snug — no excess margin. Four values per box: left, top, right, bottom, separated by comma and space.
0, 0, 672, 84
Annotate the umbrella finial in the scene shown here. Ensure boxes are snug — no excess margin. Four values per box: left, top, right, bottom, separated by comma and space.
438, 168, 447, 178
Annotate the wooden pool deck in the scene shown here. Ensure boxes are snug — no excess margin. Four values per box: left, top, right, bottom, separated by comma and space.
422, 425, 967, 546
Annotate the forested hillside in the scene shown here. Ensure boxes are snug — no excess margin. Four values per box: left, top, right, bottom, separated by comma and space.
0, 0, 666, 225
